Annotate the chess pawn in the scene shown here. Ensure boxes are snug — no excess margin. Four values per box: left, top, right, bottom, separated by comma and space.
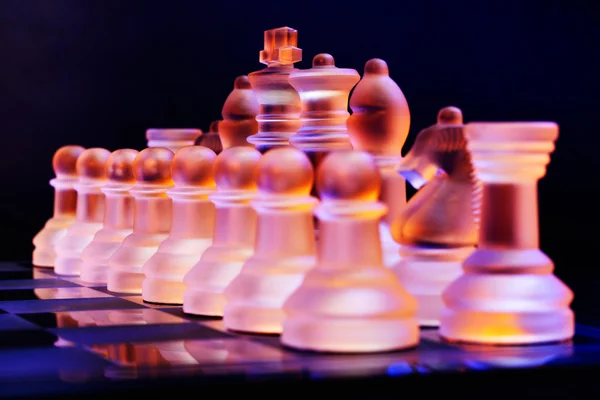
440, 122, 574, 344
146, 128, 202, 153
183, 146, 261, 316
54, 148, 111, 276
107, 147, 174, 294
392, 107, 481, 327
347, 58, 411, 269
33, 145, 85, 268
142, 146, 217, 304
80, 149, 138, 284
195, 121, 223, 154
289, 53, 359, 153
246, 27, 302, 153
281, 151, 419, 353
223, 147, 317, 334
219, 76, 259, 149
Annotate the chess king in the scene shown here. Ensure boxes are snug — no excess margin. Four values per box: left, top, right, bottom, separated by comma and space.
246, 27, 302, 153
392, 106, 481, 327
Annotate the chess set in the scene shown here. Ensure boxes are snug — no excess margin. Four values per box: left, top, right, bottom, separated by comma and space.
2, 26, 600, 398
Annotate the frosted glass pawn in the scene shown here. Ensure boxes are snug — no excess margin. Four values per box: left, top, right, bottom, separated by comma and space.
142, 146, 217, 305
146, 128, 202, 153
54, 148, 111, 276
224, 147, 317, 334
107, 147, 174, 294
33, 145, 85, 268
440, 122, 574, 344
246, 27, 302, 153
281, 151, 419, 353
80, 149, 139, 284
393, 107, 481, 327
183, 147, 262, 316
347, 59, 411, 269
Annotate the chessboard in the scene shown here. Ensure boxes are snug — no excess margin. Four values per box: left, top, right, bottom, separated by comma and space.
1, 261, 600, 399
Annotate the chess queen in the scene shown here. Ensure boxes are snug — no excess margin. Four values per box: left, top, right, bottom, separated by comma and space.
440, 122, 574, 344
54, 148, 111, 276
392, 107, 481, 327
32, 145, 85, 268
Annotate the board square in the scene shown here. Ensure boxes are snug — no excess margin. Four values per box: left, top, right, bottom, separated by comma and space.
0, 330, 57, 349
50, 321, 233, 346
0, 314, 40, 331
19, 308, 187, 328
0, 278, 79, 290
0, 297, 146, 314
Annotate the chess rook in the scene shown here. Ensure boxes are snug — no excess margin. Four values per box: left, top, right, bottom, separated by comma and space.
224, 147, 317, 334
33, 145, 85, 268
107, 147, 174, 294
146, 128, 202, 153
347, 58, 411, 269
142, 146, 217, 305
80, 149, 138, 284
440, 122, 574, 344
183, 147, 261, 316
54, 148, 110, 276
195, 121, 223, 155
393, 107, 481, 327
281, 151, 419, 353
246, 27, 302, 153
219, 76, 259, 149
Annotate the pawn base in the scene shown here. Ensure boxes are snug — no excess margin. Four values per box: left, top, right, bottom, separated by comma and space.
223, 303, 285, 334
80, 228, 132, 284
33, 250, 58, 269
54, 221, 103, 276
394, 245, 474, 327
107, 270, 144, 294
107, 232, 168, 294
183, 290, 226, 317
32, 216, 75, 268
80, 263, 108, 284
281, 316, 419, 353
142, 278, 186, 305
183, 245, 253, 317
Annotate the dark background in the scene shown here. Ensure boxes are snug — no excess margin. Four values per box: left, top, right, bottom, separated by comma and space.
0, 0, 598, 306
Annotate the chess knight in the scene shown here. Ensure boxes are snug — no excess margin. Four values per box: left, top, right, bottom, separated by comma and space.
392, 106, 482, 327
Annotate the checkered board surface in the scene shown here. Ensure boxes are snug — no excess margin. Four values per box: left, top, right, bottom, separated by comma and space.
1, 261, 600, 397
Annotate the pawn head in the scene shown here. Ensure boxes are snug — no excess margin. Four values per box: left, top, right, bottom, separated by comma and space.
214, 147, 262, 191
317, 151, 381, 201
106, 149, 139, 183
171, 145, 217, 187
133, 147, 174, 185
257, 147, 313, 196
437, 106, 463, 125
52, 145, 85, 178
76, 148, 111, 181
